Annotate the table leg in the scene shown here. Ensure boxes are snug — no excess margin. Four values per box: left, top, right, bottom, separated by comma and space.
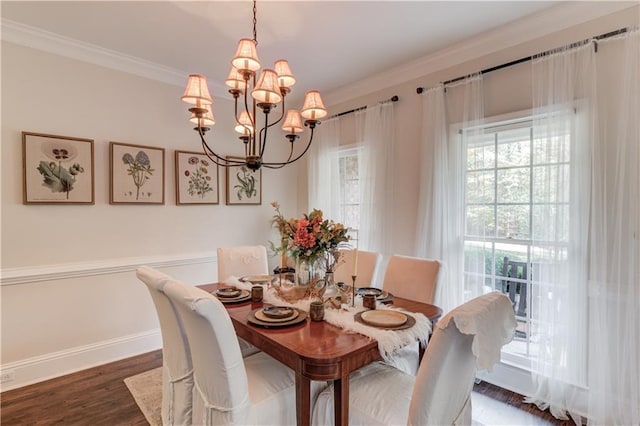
296, 372, 311, 426
333, 377, 349, 426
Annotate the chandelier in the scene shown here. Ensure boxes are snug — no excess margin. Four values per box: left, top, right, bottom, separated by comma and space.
180, 0, 328, 171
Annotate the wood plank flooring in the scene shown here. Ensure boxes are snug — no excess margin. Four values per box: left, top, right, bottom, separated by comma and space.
1, 350, 570, 425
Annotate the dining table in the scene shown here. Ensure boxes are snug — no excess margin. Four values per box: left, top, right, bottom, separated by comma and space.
199, 283, 442, 426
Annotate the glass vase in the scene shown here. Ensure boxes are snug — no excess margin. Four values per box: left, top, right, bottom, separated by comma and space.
295, 257, 321, 287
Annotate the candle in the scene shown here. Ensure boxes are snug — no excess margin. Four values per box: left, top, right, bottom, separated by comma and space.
280, 252, 284, 269
353, 248, 358, 276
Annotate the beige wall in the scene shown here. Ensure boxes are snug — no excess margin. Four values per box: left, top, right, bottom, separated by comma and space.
0, 42, 298, 388
314, 5, 639, 257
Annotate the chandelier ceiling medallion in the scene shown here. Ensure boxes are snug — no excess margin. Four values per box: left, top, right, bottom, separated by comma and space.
180, 0, 328, 171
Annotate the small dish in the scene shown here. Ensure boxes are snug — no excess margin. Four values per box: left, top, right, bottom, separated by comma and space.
360, 310, 408, 327
216, 287, 241, 298
262, 306, 295, 319
214, 289, 251, 303
356, 287, 392, 301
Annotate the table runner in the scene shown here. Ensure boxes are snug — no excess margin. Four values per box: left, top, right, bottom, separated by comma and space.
223, 276, 431, 361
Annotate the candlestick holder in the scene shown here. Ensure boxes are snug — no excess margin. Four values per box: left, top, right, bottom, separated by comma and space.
351, 275, 357, 307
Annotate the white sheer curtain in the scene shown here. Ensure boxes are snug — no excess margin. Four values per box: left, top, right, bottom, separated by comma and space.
587, 29, 639, 425
415, 76, 483, 313
526, 42, 593, 424
357, 102, 395, 254
307, 116, 341, 218
526, 29, 640, 425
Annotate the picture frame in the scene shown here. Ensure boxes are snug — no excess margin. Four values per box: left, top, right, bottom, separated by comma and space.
225, 156, 262, 205
110, 142, 165, 204
22, 131, 95, 205
175, 150, 219, 205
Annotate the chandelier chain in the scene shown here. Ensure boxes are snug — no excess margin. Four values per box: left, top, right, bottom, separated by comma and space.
252, 0, 258, 45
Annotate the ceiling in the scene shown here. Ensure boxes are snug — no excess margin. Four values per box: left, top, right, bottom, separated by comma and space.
1, 1, 627, 105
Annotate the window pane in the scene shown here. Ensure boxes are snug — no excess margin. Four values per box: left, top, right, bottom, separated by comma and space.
533, 133, 570, 165
497, 168, 530, 203
497, 127, 531, 167
532, 164, 569, 203
343, 180, 359, 204
466, 171, 494, 203
496, 204, 530, 239
466, 205, 495, 237
532, 204, 569, 243
467, 134, 495, 170
343, 205, 359, 231
339, 155, 358, 179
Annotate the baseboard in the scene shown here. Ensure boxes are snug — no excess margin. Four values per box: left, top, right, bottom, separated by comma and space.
0, 329, 162, 392
476, 360, 534, 397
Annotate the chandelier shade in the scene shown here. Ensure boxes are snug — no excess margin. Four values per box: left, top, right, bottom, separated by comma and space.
232, 38, 261, 74
181, 0, 327, 170
181, 74, 213, 105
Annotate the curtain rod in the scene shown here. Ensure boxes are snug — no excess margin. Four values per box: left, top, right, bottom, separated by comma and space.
328, 95, 399, 120
416, 27, 628, 94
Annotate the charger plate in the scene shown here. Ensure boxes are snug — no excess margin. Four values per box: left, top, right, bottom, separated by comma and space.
214, 289, 251, 304
248, 308, 307, 328
354, 310, 416, 330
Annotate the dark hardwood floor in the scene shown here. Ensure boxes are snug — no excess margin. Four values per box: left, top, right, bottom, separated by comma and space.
1, 349, 569, 425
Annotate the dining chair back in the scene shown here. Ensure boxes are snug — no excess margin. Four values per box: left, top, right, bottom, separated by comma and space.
163, 278, 302, 425
136, 266, 193, 426
311, 292, 517, 426
382, 255, 441, 304
333, 249, 382, 288
216, 245, 267, 357
217, 245, 269, 282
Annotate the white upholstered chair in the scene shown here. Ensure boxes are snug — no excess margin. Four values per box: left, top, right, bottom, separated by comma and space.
381, 255, 441, 375
312, 292, 517, 426
333, 249, 382, 288
382, 255, 441, 304
217, 245, 270, 282
136, 266, 193, 426
216, 245, 270, 357
163, 277, 322, 425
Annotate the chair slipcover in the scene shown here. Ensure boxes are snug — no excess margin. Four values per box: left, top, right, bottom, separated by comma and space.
382, 255, 441, 375
163, 277, 326, 425
217, 245, 269, 357
217, 245, 269, 282
311, 292, 516, 426
333, 249, 382, 288
136, 266, 193, 426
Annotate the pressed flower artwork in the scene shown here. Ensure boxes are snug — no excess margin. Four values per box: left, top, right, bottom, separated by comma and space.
22, 132, 95, 204
225, 156, 261, 205
110, 142, 165, 204
175, 151, 219, 205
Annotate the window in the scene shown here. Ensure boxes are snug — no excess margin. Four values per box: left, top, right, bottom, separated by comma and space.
462, 112, 571, 365
338, 147, 360, 242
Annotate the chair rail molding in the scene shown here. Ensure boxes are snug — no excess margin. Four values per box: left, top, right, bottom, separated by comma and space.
0, 252, 217, 286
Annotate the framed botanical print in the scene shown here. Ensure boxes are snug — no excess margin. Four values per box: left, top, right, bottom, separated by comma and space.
22, 131, 95, 204
175, 150, 219, 205
225, 156, 262, 205
110, 142, 165, 204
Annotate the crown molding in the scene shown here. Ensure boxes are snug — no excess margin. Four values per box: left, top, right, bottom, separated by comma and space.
0, 18, 230, 95
323, 2, 637, 106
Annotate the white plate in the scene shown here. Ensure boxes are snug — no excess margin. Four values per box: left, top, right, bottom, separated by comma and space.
360, 310, 408, 327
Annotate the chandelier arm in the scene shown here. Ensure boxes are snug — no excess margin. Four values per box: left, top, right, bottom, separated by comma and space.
262, 125, 316, 168
198, 127, 244, 168
262, 142, 295, 169
259, 108, 270, 158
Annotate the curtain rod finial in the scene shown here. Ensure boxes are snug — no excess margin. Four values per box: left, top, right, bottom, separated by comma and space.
416, 87, 424, 94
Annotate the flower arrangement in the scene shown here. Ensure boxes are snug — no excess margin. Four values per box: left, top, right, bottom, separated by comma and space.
271, 201, 350, 272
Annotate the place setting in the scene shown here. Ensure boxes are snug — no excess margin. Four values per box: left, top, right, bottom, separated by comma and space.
239, 274, 274, 284
247, 305, 308, 328
213, 287, 252, 304
355, 287, 394, 303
